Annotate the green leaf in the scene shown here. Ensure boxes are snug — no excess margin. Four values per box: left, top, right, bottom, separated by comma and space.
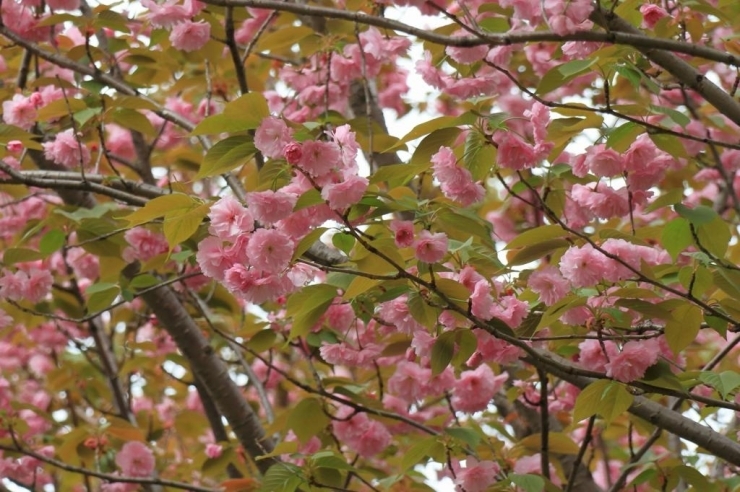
674, 203, 717, 225
606, 122, 644, 152
410, 127, 462, 167
293, 188, 323, 211
129, 274, 159, 289
661, 218, 692, 261
86, 283, 120, 314
36, 97, 86, 121
434, 278, 470, 308
539, 58, 599, 95
286, 284, 338, 339
39, 230, 66, 255
649, 105, 691, 127
111, 108, 156, 136
191, 93, 270, 135
537, 295, 587, 330
3, 248, 45, 265
408, 291, 440, 328
259, 463, 304, 492
369, 162, 432, 187
331, 233, 355, 256
430, 332, 455, 375
463, 130, 496, 182
248, 330, 277, 352
163, 203, 210, 250
124, 193, 197, 227
505, 225, 569, 250
699, 370, 740, 399
311, 452, 355, 471
388, 112, 476, 150
510, 474, 545, 492
287, 398, 329, 443
696, 217, 731, 259
518, 432, 580, 454
651, 133, 688, 158
573, 380, 633, 424
256, 25, 314, 52
664, 303, 702, 354
645, 188, 684, 213
196, 136, 256, 179
444, 427, 481, 448
291, 227, 328, 261
436, 208, 495, 249
508, 238, 570, 266
94, 9, 131, 32
400, 436, 442, 471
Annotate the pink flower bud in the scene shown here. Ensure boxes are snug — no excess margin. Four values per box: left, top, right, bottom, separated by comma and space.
283, 142, 302, 164
7, 140, 23, 153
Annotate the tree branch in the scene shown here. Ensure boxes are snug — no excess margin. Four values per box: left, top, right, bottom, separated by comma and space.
590, 7, 740, 128
197, 0, 740, 67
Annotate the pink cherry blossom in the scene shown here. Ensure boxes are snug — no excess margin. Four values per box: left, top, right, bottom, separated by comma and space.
223, 266, 294, 304
578, 339, 619, 372
115, 441, 155, 477
208, 196, 254, 240
580, 145, 625, 178
142, 0, 189, 27
570, 183, 630, 219
283, 141, 302, 164
123, 228, 169, 263
416, 50, 446, 89
0, 270, 26, 301
452, 364, 506, 413
246, 190, 298, 225
387, 361, 432, 402
255, 117, 293, 159
470, 280, 494, 320
544, 0, 593, 35
446, 31, 489, 64
320, 342, 383, 368
24, 269, 53, 303
641, 4, 669, 28
559, 244, 610, 288
528, 266, 569, 306
42, 129, 91, 169
605, 339, 661, 382
414, 230, 448, 263
491, 295, 529, 328
332, 407, 391, 457
378, 296, 424, 334
525, 102, 550, 145
497, 133, 537, 170
431, 146, 485, 206
196, 236, 232, 281
454, 457, 500, 492
170, 20, 210, 52
475, 330, 522, 364
297, 140, 342, 177
2, 94, 37, 130
331, 124, 360, 167
500, 0, 542, 23
321, 175, 368, 211
246, 228, 294, 274
390, 220, 415, 248
205, 443, 223, 459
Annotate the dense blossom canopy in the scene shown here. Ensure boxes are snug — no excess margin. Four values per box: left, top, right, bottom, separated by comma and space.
2, 0, 740, 491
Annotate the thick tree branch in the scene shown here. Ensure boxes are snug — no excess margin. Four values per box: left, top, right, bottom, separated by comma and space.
198, 0, 740, 67
590, 7, 740, 128
0, 442, 217, 492
526, 350, 740, 467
